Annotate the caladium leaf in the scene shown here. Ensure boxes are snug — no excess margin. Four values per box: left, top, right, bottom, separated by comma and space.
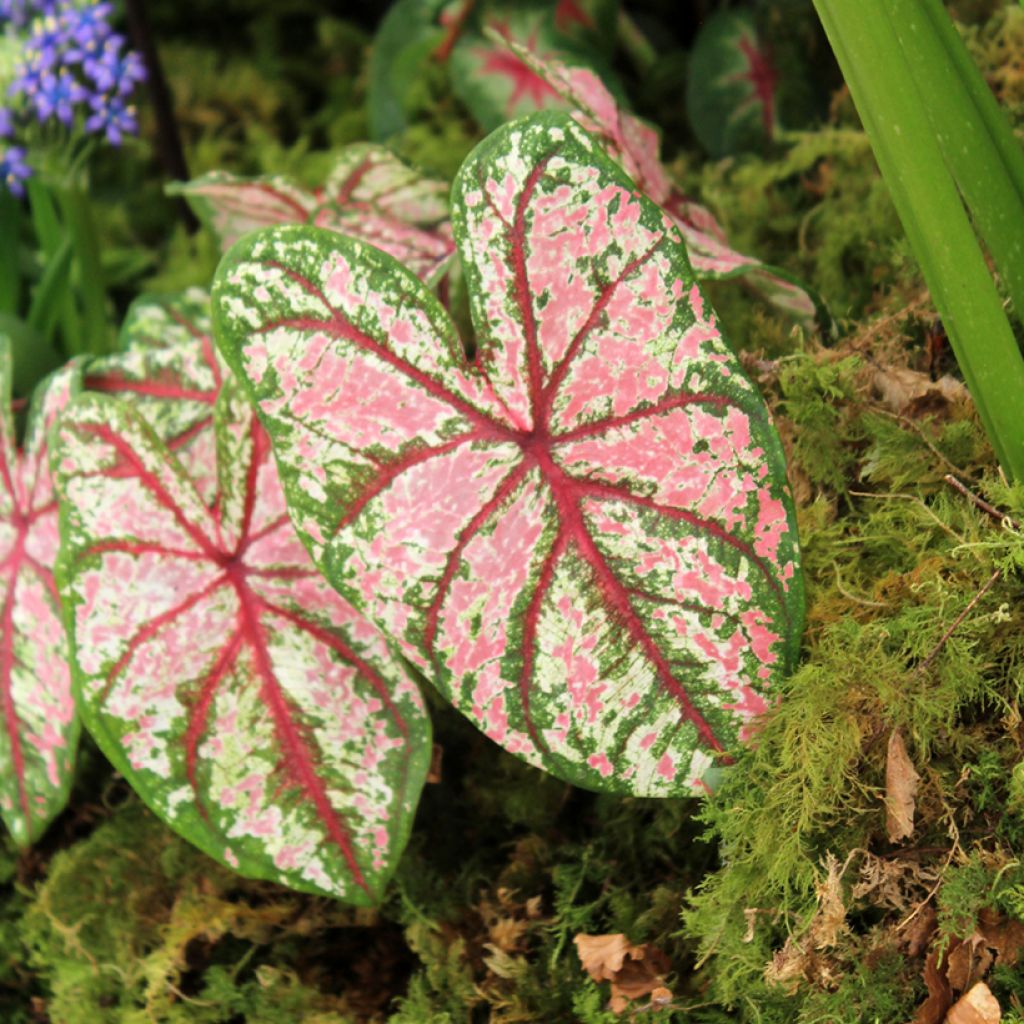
551, 0, 618, 52
0, 337, 80, 845
686, 10, 777, 157
172, 146, 454, 282
507, 41, 829, 330
212, 112, 804, 797
53, 382, 432, 902
449, 6, 616, 131
85, 289, 224, 502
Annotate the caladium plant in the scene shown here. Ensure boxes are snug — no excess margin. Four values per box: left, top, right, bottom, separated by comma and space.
687, 10, 778, 158
85, 288, 225, 503
212, 112, 804, 798
506, 40, 830, 330
449, 7, 590, 130
0, 338, 80, 846
172, 145, 454, 283
366, 0, 617, 139
53, 303, 432, 902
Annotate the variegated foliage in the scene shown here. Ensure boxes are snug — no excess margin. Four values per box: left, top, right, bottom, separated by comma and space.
0, 338, 80, 846
449, 6, 588, 130
687, 10, 777, 157
55, 295, 432, 903
172, 145, 454, 282
86, 288, 225, 503
508, 40, 829, 331
212, 113, 804, 798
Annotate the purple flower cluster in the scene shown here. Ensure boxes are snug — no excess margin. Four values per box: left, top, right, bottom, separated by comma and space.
0, 0, 146, 193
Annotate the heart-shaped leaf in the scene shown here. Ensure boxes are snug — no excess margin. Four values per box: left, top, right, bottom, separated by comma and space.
449, 6, 616, 130
687, 11, 777, 157
53, 377, 432, 902
173, 147, 454, 282
0, 337, 80, 845
212, 112, 804, 796
507, 41, 829, 330
85, 289, 224, 502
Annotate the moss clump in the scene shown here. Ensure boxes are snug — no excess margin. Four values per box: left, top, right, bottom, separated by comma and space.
16, 797, 405, 1022
682, 328, 1024, 1020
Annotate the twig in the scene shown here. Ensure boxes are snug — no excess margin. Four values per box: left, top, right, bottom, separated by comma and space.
943, 473, 1022, 530
869, 406, 966, 479
914, 568, 1002, 676
896, 807, 963, 934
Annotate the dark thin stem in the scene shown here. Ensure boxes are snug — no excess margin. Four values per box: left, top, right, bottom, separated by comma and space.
915, 568, 1001, 676
943, 474, 1022, 530
123, 0, 199, 234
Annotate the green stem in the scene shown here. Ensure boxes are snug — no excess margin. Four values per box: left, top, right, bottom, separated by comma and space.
56, 180, 111, 355
813, 0, 1024, 482
25, 177, 80, 355
616, 9, 657, 73
0, 190, 21, 315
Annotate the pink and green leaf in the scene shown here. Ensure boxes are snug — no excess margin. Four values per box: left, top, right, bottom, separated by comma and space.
449, 7, 614, 131
686, 10, 778, 157
0, 337, 81, 846
172, 148, 454, 282
212, 112, 804, 798
84, 290, 224, 504
52, 380, 432, 903
507, 41, 829, 330
169, 174, 316, 251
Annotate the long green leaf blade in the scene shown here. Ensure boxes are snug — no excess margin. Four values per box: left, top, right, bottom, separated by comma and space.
814, 0, 1024, 481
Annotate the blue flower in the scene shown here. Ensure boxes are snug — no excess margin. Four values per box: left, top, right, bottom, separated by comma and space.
4, 0, 144, 145
62, 1, 113, 48
0, 144, 31, 197
0, 0, 55, 31
85, 93, 135, 145
33, 67, 88, 126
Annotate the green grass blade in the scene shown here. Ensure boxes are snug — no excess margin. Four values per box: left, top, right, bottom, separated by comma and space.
814, 0, 1024, 481
26, 178, 81, 355
0, 190, 22, 315
887, 0, 1024, 319
56, 184, 111, 355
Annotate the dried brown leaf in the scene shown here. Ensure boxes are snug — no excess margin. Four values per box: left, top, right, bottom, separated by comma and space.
574, 933, 670, 1015
575, 933, 636, 981
903, 904, 938, 958
488, 915, 528, 953
524, 896, 543, 920
946, 982, 1002, 1024
914, 948, 952, 1024
978, 908, 1024, 966
764, 935, 811, 994
886, 729, 921, 843
871, 367, 968, 415
810, 853, 849, 950
947, 936, 992, 993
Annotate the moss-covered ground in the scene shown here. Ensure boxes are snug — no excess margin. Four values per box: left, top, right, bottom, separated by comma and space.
6, 1, 1024, 1020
